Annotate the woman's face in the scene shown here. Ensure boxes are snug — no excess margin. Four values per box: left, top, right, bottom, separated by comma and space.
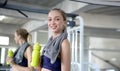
48, 10, 66, 33
14, 32, 20, 44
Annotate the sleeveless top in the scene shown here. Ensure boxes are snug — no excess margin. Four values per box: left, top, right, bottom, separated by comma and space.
13, 42, 30, 67
41, 54, 61, 71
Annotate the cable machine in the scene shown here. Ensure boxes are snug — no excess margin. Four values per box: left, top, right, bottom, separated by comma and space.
67, 16, 101, 71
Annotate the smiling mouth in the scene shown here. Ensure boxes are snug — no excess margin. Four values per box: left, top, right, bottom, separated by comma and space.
51, 26, 57, 29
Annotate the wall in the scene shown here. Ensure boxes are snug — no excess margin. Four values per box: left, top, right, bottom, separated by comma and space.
31, 31, 48, 46
80, 13, 120, 29
37, 31, 48, 45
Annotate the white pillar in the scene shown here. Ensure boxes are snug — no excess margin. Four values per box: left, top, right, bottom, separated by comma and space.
76, 16, 84, 71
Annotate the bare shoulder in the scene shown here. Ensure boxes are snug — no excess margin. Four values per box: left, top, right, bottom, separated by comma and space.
26, 45, 32, 52
25, 45, 32, 59
61, 39, 70, 50
61, 39, 70, 57
61, 39, 70, 52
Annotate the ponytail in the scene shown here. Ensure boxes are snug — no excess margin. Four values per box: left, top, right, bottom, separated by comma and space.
16, 28, 31, 42
27, 33, 32, 43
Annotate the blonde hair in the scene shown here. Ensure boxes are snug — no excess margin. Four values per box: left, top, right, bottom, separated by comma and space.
16, 28, 32, 42
50, 8, 67, 21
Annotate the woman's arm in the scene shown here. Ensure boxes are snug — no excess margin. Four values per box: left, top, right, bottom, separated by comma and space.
11, 46, 33, 71
61, 39, 71, 71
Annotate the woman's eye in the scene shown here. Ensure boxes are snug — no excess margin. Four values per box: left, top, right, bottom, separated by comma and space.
56, 18, 60, 21
48, 19, 52, 21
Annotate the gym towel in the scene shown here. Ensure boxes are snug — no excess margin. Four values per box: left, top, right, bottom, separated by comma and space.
42, 30, 67, 64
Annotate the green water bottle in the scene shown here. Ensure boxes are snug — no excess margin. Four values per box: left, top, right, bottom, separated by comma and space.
31, 42, 41, 67
7, 50, 14, 65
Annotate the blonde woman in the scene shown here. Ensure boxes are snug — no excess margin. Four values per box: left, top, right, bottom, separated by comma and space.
40, 8, 71, 71
6, 28, 33, 71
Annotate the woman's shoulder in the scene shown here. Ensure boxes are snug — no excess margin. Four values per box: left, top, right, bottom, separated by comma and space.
61, 39, 70, 48
25, 45, 32, 54
62, 39, 69, 43
27, 45, 32, 51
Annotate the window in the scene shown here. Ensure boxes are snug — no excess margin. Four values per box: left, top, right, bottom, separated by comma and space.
0, 36, 9, 45
1, 48, 5, 64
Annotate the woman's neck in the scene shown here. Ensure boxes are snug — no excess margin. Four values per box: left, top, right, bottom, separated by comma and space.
52, 32, 62, 39
19, 39, 26, 46
52, 29, 65, 39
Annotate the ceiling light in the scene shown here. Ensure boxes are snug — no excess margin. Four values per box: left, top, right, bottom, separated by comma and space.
106, 69, 115, 71
0, 15, 6, 21
111, 58, 117, 61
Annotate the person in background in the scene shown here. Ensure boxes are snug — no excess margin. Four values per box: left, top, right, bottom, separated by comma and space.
6, 28, 33, 71
40, 8, 71, 71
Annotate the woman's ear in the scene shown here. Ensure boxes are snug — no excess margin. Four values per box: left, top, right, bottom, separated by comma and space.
64, 21, 67, 27
18, 35, 21, 39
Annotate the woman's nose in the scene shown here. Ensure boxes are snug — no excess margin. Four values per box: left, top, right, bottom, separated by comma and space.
50, 20, 55, 25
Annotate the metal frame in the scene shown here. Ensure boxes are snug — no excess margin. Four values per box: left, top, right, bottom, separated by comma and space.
68, 16, 101, 71
67, 16, 84, 71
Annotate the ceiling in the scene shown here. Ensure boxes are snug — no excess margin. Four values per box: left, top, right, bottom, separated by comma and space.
0, 0, 64, 24
0, 15, 29, 25
0, 0, 120, 29
87, 6, 120, 16
72, 0, 120, 16
71, 0, 120, 6
0, 0, 64, 35
10, 0, 63, 8
74, 4, 120, 16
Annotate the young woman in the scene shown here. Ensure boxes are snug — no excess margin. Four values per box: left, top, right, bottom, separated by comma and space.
6, 28, 33, 71
40, 8, 71, 71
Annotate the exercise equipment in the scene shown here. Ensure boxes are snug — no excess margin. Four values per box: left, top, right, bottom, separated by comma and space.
67, 16, 84, 71
31, 42, 41, 67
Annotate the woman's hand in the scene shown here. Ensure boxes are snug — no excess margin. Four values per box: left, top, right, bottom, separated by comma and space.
6, 57, 14, 65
